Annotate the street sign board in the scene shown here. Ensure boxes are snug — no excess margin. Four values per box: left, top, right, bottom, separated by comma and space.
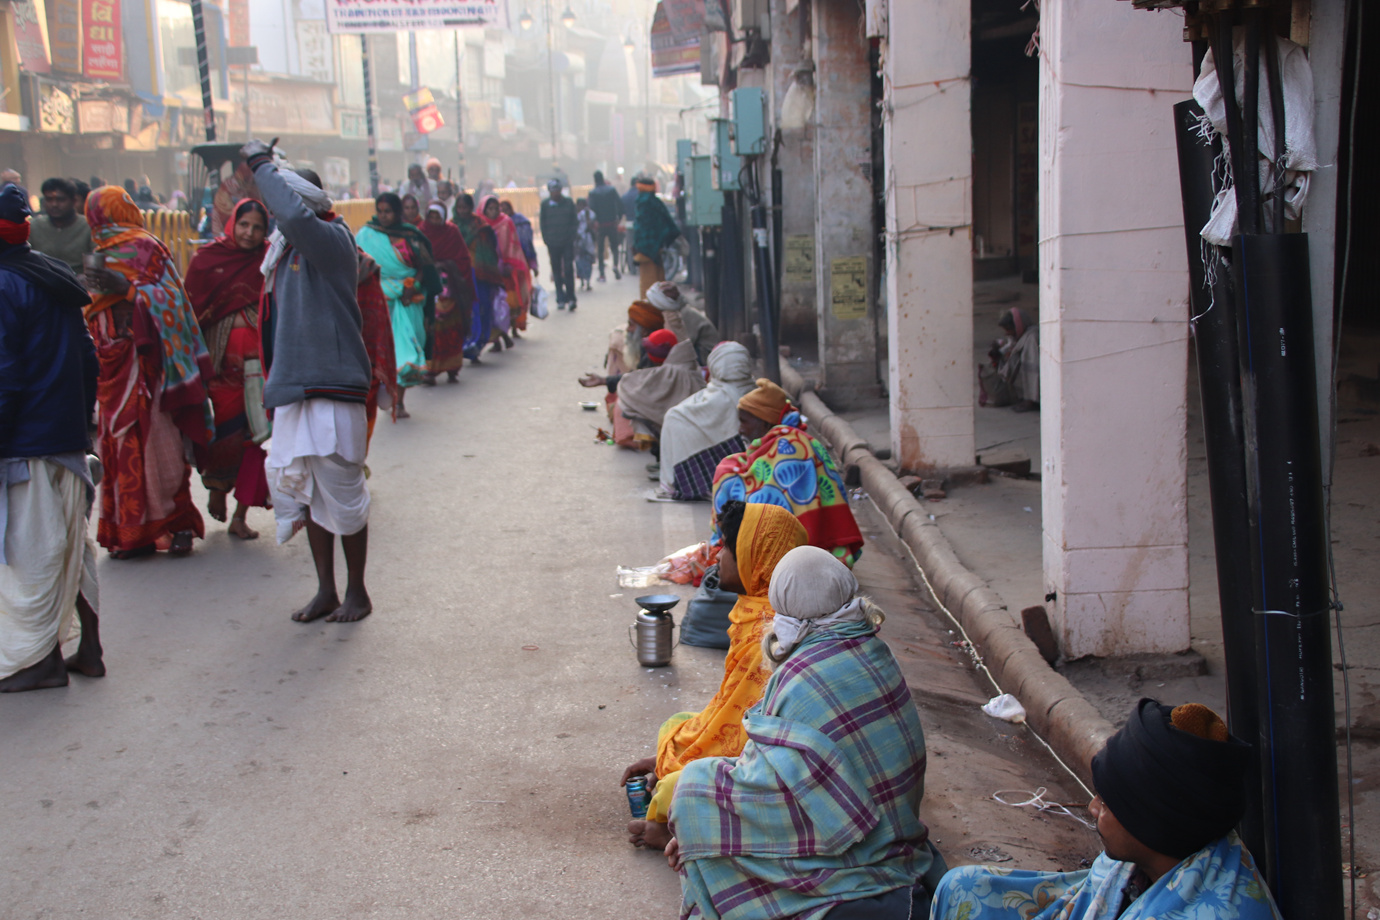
324, 0, 507, 33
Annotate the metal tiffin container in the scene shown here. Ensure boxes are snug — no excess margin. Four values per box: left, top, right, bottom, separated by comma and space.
628, 594, 680, 667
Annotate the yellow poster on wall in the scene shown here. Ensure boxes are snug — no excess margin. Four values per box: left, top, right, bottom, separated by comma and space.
784, 235, 813, 286
830, 256, 867, 320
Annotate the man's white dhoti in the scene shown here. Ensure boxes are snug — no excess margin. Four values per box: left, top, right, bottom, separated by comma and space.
265, 399, 370, 543
0, 460, 98, 680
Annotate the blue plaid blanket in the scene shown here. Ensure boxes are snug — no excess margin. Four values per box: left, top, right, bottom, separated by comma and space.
931, 832, 1282, 920
671, 620, 932, 920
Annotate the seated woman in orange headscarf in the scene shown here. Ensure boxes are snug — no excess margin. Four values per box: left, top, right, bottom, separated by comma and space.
620, 500, 808, 851
713, 378, 865, 567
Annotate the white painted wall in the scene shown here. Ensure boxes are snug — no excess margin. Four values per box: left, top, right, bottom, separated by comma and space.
1038, 0, 1194, 657
883, 0, 974, 469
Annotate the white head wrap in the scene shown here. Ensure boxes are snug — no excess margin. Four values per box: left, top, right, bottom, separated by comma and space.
261, 168, 335, 287
647, 281, 684, 313
764, 545, 874, 664
706, 341, 753, 387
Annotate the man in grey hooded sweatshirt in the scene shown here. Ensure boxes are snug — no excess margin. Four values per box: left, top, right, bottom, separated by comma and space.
243, 139, 374, 624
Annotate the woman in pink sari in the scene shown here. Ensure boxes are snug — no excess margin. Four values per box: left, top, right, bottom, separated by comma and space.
480, 194, 531, 335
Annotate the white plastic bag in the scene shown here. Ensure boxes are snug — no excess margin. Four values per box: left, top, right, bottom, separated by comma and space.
982, 693, 1027, 724
531, 284, 550, 320
492, 289, 511, 333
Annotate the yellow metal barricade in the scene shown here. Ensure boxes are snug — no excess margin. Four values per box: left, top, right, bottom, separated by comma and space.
140, 209, 199, 277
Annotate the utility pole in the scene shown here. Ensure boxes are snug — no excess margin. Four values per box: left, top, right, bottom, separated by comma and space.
361, 34, 379, 197
454, 32, 465, 190
546, 0, 557, 163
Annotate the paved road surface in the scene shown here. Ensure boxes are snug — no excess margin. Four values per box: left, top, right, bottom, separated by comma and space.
1, 275, 1096, 919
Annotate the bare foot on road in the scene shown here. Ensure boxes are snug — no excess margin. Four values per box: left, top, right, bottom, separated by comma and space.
325, 588, 372, 623
207, 489, 228, 523
628, 819, 672, 850
292, 590, 340, 623
228, 518, 259, 540
0, 645, 69, 692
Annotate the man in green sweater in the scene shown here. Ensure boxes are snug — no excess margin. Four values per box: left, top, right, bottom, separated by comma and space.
29, 177, 93, 275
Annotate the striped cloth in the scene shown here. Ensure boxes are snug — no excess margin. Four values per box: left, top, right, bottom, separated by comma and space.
671, 619, 932, 920
672, 435, 746, 502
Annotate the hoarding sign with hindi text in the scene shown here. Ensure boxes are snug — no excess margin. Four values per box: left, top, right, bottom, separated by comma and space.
325, 0, 505, 33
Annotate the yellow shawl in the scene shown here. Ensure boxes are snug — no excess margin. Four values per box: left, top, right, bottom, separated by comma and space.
655, 503, 807, 778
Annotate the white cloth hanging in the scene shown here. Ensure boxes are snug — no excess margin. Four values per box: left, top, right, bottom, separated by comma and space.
1192, 30, 1318, 246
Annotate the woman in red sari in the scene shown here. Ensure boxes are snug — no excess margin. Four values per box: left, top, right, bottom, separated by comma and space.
420, 200, 474, 382
183, 198, 270, 540
83, 186, 214, 558
481, 194, 532, 335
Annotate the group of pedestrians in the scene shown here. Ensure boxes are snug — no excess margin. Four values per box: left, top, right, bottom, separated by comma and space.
0, 141, 571, 692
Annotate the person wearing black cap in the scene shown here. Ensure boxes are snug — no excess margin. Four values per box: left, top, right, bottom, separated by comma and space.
930, 699, 1282, 920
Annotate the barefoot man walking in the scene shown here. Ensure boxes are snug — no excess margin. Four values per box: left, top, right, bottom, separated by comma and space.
244, 141, 373, 623
0, 182, 104, 691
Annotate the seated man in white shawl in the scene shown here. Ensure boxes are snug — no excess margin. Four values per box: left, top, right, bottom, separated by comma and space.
654, 342, 754, 501
647, 281, 720, 365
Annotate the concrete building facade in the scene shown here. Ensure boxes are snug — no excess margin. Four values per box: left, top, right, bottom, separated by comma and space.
698, 0, 1346, 661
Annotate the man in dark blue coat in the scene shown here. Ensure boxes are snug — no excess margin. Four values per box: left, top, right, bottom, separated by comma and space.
0, 183, 104, 692
539, 179, 579, 310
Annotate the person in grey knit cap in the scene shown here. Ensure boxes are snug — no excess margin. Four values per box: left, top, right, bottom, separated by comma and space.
242, 139, 373, 624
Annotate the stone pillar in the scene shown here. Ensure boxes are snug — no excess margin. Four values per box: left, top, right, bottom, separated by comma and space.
882, 0, 975, 470
1038, 0, 1193, 657
812, 0, 876, 399
769, 0, 817, 341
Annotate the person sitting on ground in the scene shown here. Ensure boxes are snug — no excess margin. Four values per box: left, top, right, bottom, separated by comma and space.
931, 698, 1279, 920
622, 501, 807, 851
665, 545, 936, 920
981, 305, 1039, 413
29, 177, 93, 274
0, 182, 104, 692
655, 342, 754, 501
713, 379, 865, 567
616, 328, 704, 453
647, 281, 719, 365
245, 141, 373, 623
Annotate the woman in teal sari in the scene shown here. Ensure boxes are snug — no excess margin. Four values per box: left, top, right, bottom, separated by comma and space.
356, 192, 441, 418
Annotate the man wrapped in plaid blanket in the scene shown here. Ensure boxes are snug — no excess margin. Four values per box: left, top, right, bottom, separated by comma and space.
667, 545, 938, 920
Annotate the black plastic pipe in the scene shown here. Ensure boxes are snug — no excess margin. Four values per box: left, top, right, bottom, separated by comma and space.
719, 194, 746, 343
701, 227, 720, 328
1263, 28, 1287, 233
1240, 12, 1262, 235
751, 202, 781, 384
1233, 232, 1343, 920
1172, 98, 1264, 864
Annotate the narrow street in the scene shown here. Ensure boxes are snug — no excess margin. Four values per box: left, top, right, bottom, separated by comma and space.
0, 275, 1096, 919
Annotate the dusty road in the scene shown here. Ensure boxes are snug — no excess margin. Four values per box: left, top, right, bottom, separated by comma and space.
0, 274, 1097, 919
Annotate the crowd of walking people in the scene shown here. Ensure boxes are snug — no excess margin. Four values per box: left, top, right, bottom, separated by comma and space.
3, 143, 1286, 920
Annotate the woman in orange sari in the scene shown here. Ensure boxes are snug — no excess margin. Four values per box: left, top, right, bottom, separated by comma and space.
620, 500, 807, 849
83, 186, 214, 558
480, 194, 531, 335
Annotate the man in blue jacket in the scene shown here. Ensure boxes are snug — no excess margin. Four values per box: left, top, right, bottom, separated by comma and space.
0, 183, 104, 692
